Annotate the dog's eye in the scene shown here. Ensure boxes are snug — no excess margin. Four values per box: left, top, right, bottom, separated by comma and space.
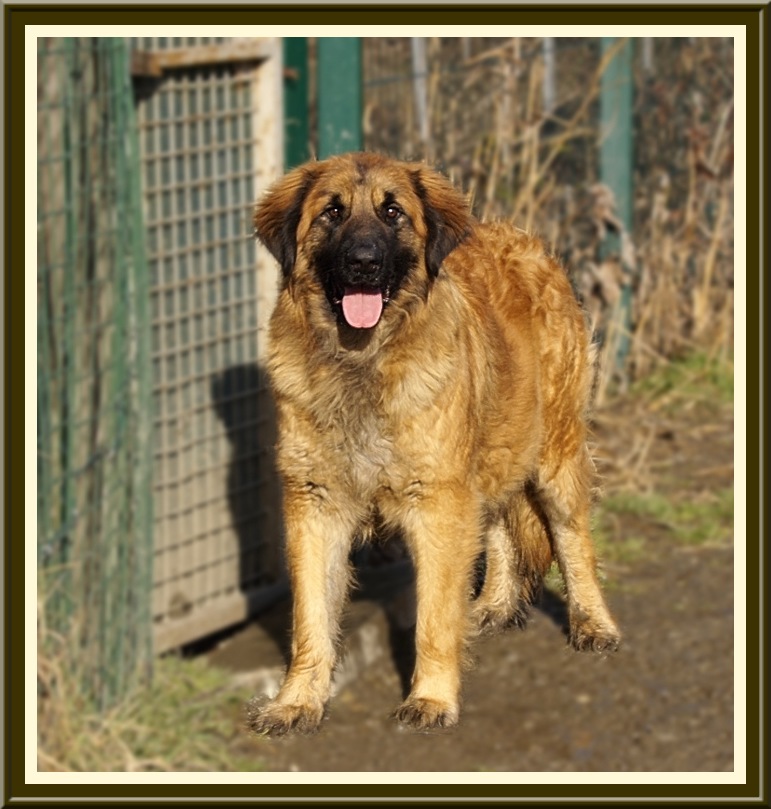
384, 205, 402, 221
324, 205, 343, 221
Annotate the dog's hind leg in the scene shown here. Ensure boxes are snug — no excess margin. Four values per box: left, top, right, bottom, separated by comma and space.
537, 446, 621, 652
473, 487, 552, 633
472, 516, 520, 632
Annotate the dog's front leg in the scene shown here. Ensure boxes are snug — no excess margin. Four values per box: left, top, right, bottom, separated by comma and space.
394, 485, 481, 730
250, 487, 356, 736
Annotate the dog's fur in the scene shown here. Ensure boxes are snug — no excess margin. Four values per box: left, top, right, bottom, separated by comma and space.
251, 152, 620, 734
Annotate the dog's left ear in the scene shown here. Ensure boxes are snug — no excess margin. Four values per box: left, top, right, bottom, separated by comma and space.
411, 167, 474, 277
254, 163, 321, 277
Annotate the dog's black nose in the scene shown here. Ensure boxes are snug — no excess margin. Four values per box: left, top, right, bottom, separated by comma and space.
347, 243, 382, 273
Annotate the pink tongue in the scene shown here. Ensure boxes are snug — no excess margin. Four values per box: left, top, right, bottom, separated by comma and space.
341, 288, 384, 329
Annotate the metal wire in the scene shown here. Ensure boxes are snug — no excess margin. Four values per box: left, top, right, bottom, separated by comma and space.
132, 37, 284, 654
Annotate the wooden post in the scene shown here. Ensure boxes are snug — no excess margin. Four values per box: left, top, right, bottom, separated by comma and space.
411, 38, 429, 153
542, 37, 555, 113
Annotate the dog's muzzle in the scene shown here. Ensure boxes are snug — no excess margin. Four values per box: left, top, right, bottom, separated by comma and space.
335, 242, 390, 329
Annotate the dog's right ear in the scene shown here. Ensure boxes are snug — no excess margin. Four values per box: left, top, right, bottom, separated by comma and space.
254, 164, 320, 277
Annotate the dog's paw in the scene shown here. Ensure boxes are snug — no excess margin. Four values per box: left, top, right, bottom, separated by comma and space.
247, 698, 325, 737
473, 604, 509, 634
474, 603, 530, 635
569, 615, 621, 653
393, 697, 459, 731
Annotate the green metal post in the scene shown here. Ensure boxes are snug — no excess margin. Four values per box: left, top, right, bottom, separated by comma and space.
599, 37, 634, 373
117, 35, 155, 694
317, 38, 362, 158
283, 38, 310, 170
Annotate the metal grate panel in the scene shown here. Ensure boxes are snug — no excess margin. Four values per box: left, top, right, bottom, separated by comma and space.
132, 37, 284, 652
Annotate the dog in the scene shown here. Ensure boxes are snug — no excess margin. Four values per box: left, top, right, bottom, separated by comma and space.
251, 152, 620, 734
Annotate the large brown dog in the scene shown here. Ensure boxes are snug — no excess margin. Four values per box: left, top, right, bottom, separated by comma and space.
252, 152, 620, 734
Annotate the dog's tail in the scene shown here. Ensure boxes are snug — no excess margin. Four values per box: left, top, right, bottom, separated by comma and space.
509, 482, 554, 609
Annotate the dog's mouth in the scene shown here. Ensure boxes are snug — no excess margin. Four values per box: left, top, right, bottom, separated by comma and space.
332, 286, 391, 329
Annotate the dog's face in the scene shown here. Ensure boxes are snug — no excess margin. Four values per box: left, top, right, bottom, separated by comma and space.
254, 153, 472, 331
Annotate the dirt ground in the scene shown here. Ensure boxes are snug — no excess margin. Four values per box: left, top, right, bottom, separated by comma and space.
214, 387, 735, 773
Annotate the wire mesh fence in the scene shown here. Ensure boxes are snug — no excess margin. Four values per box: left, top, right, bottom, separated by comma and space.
130, 36, 285, 654
37, 37, 154, 708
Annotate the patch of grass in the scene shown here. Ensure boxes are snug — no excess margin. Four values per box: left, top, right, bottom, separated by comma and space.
596, 487, 733, 556
38, 653, 264, 772
544, 485, 733, 595
543, 563, 568, 596
630, 351, 734, 412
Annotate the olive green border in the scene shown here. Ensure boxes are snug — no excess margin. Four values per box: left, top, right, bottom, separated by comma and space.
6, 4, 764, 804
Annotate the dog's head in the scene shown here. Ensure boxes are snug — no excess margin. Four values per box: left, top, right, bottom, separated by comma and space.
254, 152, 473, 332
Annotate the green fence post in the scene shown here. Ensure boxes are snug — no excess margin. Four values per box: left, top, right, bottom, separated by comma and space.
283, 38, 310, 170
599, 37, 634, 374
119, 36, 155, 694
317, 38, 362, 158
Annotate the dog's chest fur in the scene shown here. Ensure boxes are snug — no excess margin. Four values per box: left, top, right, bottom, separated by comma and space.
283, 342, 450, 503
269, 281, 476, 506
315, 359, 398, 496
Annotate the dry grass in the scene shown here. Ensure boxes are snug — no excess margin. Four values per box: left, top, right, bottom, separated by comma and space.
38, 624, 265, 772
363, 38, 734, 403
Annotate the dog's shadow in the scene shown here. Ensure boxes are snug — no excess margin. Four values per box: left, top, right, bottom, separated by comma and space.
534, 585, 571, 635
210, 363, 289, 658
380, 557, 572, 699
385, 606, 417, 700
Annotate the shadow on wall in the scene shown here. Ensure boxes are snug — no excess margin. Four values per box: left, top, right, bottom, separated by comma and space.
211, 362, 290, 658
